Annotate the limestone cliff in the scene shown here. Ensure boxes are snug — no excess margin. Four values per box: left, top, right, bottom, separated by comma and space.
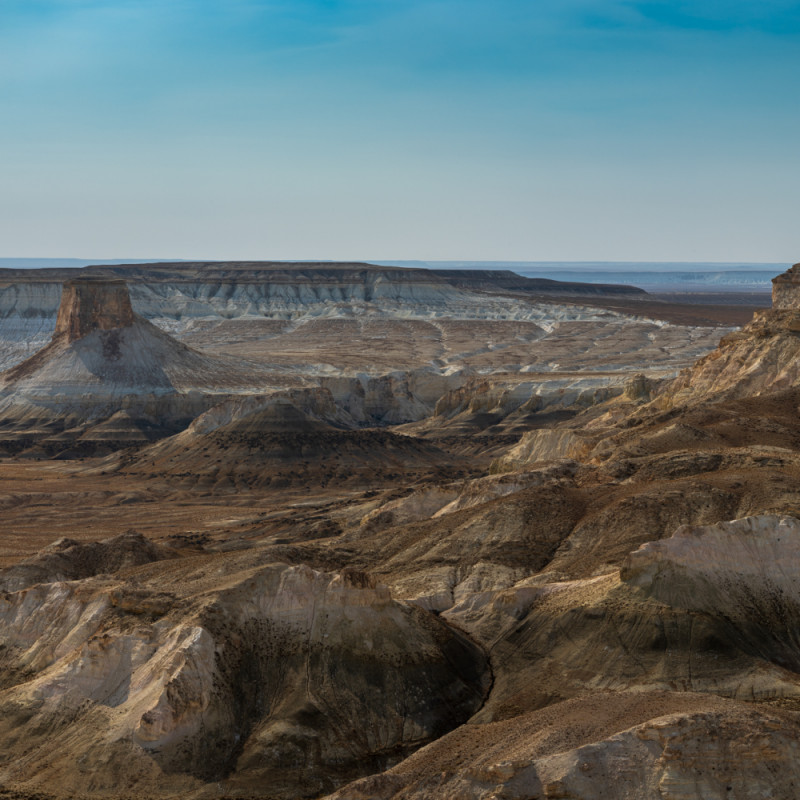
0, 262, 633, 338
0, 262, 692, 377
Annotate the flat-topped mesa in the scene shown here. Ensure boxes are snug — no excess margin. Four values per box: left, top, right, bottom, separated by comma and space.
771, 263, 800, 309
54, 279, 136, 342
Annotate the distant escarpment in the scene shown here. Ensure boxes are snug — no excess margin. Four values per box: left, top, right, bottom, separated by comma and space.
0, 261, 651, 371
430, 268, 646, 296
0, 260, 646, 297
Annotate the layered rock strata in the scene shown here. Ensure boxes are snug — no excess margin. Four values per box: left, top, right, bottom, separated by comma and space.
123, 388, 463, 490
0, 263, 723, 379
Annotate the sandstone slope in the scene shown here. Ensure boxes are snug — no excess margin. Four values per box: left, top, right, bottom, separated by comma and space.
319, 514, 800, 799
123, 389, 469, 491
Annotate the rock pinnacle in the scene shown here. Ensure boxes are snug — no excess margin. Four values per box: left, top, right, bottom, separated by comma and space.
53, 278, 136, 342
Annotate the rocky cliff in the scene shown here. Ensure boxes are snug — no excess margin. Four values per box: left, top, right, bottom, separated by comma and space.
0, 261, 632, 330
53, 279, 136, 340
771, 261, 800, 308
429, 268, 646, 296
1, 278, 276, 394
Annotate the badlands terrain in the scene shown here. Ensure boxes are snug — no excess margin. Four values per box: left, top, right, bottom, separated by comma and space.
0, 260, 796, 799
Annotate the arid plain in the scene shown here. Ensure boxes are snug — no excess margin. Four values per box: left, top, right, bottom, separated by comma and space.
0, 262, 798, 800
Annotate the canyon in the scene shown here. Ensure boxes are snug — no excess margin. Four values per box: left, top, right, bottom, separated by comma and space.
0, 261, 795, 800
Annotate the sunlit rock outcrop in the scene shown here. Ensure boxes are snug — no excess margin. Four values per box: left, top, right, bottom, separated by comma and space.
622, 515, 800, 671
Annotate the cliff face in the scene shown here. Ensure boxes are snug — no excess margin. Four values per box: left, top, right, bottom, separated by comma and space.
0, 266, 624, 373
53, 279, 136, 341
0, 263, 636, 326
644, 306, 800, 408
1, 278, 275, 394
771, 262, 800, 308
0, 261, 644, 342
0, 260, 645, 293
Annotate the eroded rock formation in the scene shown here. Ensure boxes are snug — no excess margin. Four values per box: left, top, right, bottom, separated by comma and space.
53, 278, 136, 341
326, 692, 800, 800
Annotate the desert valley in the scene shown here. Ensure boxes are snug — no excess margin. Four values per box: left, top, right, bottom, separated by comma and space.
0, 261, 797, 799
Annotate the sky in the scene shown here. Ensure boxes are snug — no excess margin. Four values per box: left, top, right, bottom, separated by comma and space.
1, 0, 798, 262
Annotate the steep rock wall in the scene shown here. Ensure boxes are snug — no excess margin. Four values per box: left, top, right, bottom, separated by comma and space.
54, 279, 135, 340
771, 262, 800, 309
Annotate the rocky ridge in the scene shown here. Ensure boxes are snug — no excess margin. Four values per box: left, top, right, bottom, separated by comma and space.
770, 261, 800, 308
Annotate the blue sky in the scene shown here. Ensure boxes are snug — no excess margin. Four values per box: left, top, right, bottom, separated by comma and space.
1, 0, 798, 261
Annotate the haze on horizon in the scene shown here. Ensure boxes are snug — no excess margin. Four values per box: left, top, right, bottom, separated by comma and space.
1, 1, 798, 262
